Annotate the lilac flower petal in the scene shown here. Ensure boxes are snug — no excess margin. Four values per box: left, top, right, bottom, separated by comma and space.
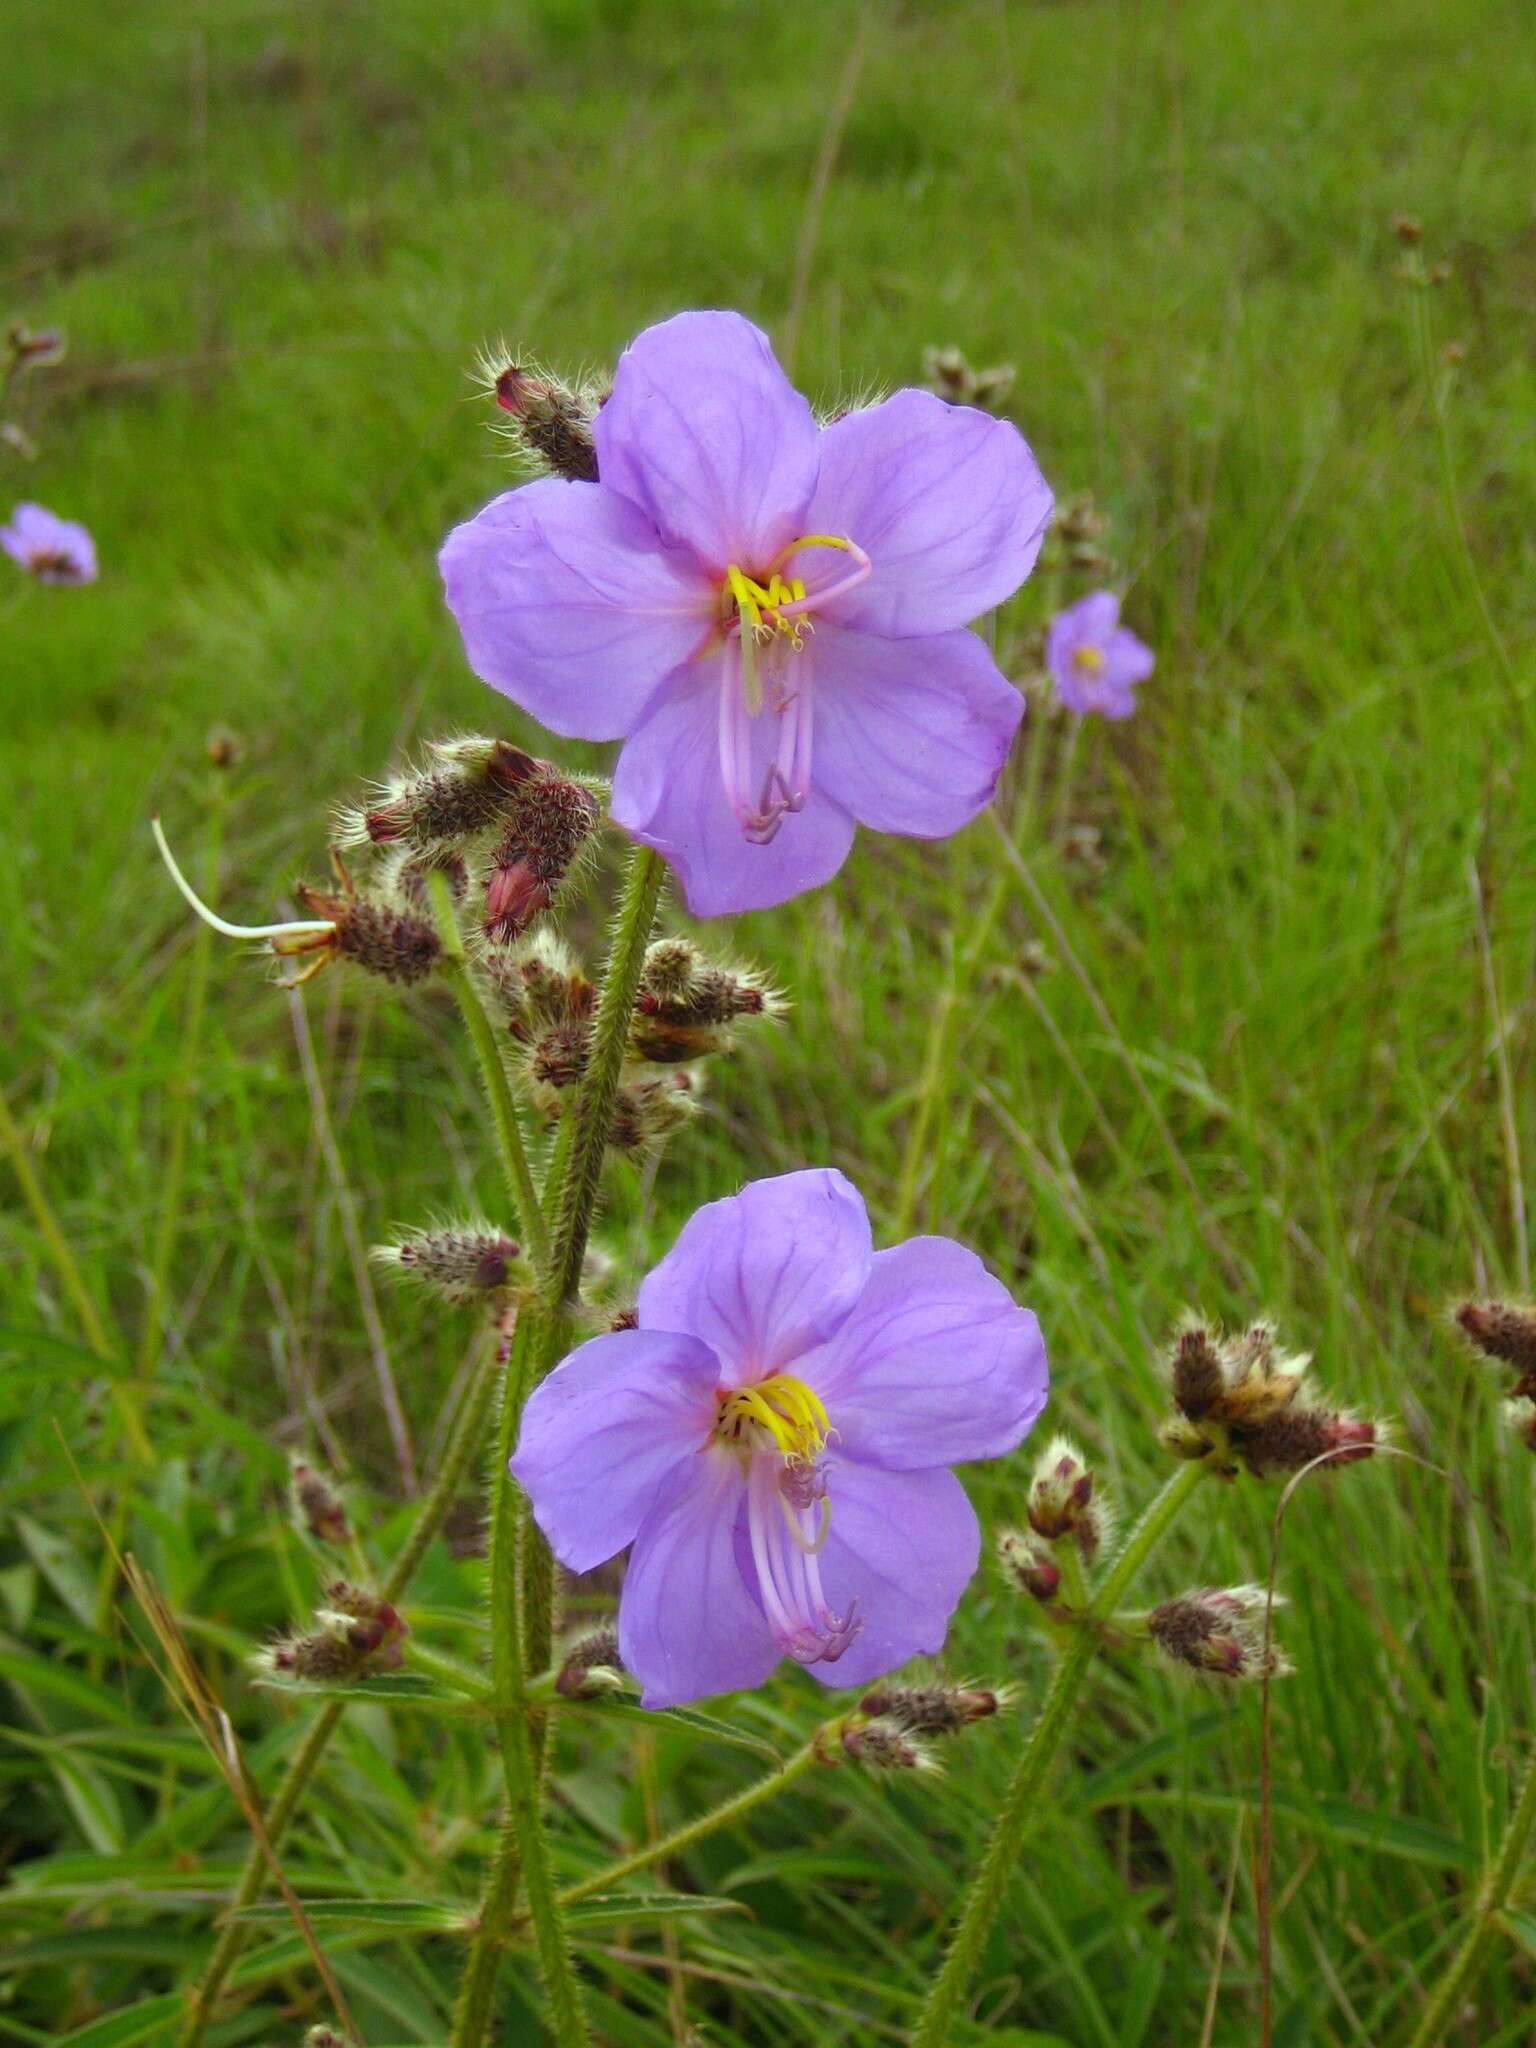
803, 391, 1052, 637
2, 501, 97, 584
510, 1328, 722, 1573
593, 311, 820, 575
621, 1454, 779, 1707
1102, 627, 1155, 689
801, 1460, 981, 1689
638, 1168, 872, 1384
439, 478, 710, 741
610, 665, 855, 915
800, 1238, 1049, 1470
809, 623, 1022, 838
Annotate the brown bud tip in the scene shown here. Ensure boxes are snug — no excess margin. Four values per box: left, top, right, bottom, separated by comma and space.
1456, 1301, 1536, 1397
1149, 1586, 1290, 1684
205, 725, 245, 770
290, 1458, 351, 1547
856, 1682, 1000, 1736
1391, 212, 1424, 245
376, 1225, 520, 1304
998, 1527, 1060, 1602
555, 1623, 624, 1698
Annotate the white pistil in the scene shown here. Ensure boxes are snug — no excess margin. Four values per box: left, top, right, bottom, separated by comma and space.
151, 816, 336, 943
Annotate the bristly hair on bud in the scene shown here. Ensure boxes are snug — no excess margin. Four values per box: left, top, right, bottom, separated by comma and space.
1148, 1586, 1292, 1685
372, 1223, 520, 1304
289, 1457, 351, 1548
1455, 1300, 1536, 1402
338, 735, 545, 854
997, 1527, 1061, 1604
856, 1680, 1007, 1737
482, 931, 596, 1042
555, 1622, 625, 1699
304, 2025, 357, 2048
631, 937, 785, 1064
1161, 1315, 1378, 1481
476, 344, 605, 483
1026, 1435, 1110, 1559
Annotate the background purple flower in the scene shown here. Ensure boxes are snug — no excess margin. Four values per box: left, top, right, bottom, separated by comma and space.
1, 502, 97, 585
512, 1169, 1048, 1707
1046, 590, 1152, 719
441, 310, 1053, 915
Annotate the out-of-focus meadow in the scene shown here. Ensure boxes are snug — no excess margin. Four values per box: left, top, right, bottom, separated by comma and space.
3, 0, 1535, 2041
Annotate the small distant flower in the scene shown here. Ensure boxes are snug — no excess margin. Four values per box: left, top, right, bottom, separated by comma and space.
1046, 591, 1151, 719
2, 501, 96, 585
512, 1169, 1049, 1707
441, 310, 1053, 916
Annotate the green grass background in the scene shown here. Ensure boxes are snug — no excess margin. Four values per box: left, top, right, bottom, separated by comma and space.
3, 0, 1535, 2041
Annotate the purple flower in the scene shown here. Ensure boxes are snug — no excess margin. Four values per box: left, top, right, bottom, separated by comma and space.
1045, 591, 1152, 719
1, 502, 97, 585
511, 1169, 1048, 1707
441, 311, 1053, 916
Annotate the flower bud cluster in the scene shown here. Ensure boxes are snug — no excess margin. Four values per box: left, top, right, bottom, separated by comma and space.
1160, 1319, 1377, 1479
486, 358, 605, 483
258, 1582, 407, 1685
922, 344, 1014, 413
828, 1680, 1007, 1774
632, 939, 782, 1064
372, 1223, 521, 1304
1148, 1586, 1291, 1685
554, 1623, 624, 1699
1456, 1301, 1536, 1450
343, 738, 602, 949
289, 1457, 351, 1548
484, 933, 778, 1160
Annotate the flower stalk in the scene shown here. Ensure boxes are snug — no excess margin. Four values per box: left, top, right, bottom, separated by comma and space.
426, 872, 552, 1289
911, 1456, 1213, 2048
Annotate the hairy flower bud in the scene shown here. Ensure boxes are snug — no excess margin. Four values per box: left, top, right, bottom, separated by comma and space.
347, 736, 540, 851
998, 1527, 1061, 1603
631, 941, 782, 1063
373, 1223, 520, 1303
6, 322, 66, 367
607, 1073, 697, 1154
922, 343, 1014, 412
857, 1680, 1003, 1735
257, 1582, 408, 1685
480, 766, 602, 946
304, 2028, 356, 2048
491, 360, 602, 482
289, 1457, 351, 1547
290, 873, 443, 987
1026, 1436, 1107, 1558
1149, 1586, 1290, 1684
555, 1623, 625, 1698
839, 1716, 938, 1770
1164, 1317, 1374, 1481
1456, 1301, 1536, 1401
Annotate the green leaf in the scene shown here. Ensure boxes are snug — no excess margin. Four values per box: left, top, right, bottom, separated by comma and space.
229, 1897, 469, 1931
12, 1513, 99, 1628
253, 1671, 483, 1711
50, 1996, 184, 2048
556, 1691, 781, 1762
564, 1890, 748, 1929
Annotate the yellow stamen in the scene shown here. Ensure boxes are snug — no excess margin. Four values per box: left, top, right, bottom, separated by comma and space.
716, 1373, 830, 1460
1073, 645, 1107, 675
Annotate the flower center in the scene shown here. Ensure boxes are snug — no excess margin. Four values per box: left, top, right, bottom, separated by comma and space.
713, 1373, 860, 1667
714, 1372, 830, 1459
714, 532, 872, 846
1073, 644, 1107, 675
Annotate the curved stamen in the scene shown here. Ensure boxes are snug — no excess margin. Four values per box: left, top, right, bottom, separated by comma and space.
744, 1455, 860, 1664
717, 638, 757, 830
771, 537, 872, 620
151, 817, 336, 943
